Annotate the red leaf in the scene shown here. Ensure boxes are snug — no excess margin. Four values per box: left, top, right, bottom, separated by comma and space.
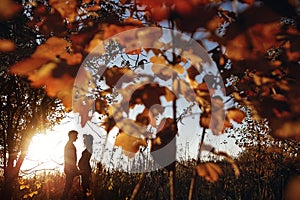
129, 83, 166, 109
103, 66, 134, 88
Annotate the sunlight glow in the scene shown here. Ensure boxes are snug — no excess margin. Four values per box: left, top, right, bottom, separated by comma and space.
22, 133, 65, 173
21, 113, 100, 175
27, 134, 62, 162
21, 115, 80, 174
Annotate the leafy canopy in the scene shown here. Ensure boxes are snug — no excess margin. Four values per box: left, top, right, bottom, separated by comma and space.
1, 0, 300, 181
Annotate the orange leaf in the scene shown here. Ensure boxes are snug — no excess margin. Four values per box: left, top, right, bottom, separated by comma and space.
123, 17, 143, 26
10, 37, 81, 74
200, 113, 231, 134
173, 64, 185, 74
136, 106, 165, 127
115, 132, 147, 156
295, 135, 300, 142
182, 50, 204, 70
150, 55, 167, 65
74, 98, 94, 127
150, 56, 179, 81
210, 149, 240, 177
49, 0, 78, 22
187, 65, 200, 80
0, 0, 21, 19
200, 97, 231, 134
95, 98, 108, 115
35, 10, 68, 37
136, 108, 150, 126
172, 78, 196, 102
137, 28, 162, 49
196, 162, 223, 183
227, 108, 246, 123
151, 64, 174, 81
101, 117, 116, 133
273, 120, 300, 140
199, 113, 211, 129
70, 29, 99, 53
103, 20, 143, 54
85, 34, 105, 54
164, 87, 176, 102
0, 39, 15, 52
129, 83, 166, 109
10, 37, 69, 73
81, 0, 93, 3
83, 4, 101, 12
60, 52, 82, 66
194, 82, 210, 95
115, 118, 148, 138
284, 40, 300, 62
26, 62, 75, 110
175, 4, 218, 33
225, 22, 281, 60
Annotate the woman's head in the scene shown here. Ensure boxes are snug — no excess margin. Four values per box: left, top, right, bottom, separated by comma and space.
83, 134, 93, 153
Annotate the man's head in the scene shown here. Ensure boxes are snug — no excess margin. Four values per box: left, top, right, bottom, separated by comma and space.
68, 130, 78, 142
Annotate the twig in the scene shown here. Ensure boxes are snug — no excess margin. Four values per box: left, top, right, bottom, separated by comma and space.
130, 173, 146, 200
188, 128, 206, 200
87, 121, 104, 139
169, 170, 175, 200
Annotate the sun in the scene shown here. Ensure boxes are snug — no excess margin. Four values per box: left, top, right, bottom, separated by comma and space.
21, 117, 81, 173
21, 132, 66, 172
27, 133, 63, 162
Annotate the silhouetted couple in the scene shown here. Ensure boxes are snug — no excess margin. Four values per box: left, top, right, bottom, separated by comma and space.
61, 130, 94, 199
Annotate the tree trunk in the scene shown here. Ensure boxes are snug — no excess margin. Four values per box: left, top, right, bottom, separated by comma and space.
1, 166, 18, 200
1, 180, 15, 200
1, 137, 31, 200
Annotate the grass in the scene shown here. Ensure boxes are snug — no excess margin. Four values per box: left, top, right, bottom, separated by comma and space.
5, 156, 297, 200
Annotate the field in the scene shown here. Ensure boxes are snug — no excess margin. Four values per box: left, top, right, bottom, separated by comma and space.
3, 156, 297, 200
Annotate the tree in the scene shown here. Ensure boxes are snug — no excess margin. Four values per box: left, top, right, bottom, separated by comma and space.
0, 70, 65, 199
226, 108, 300, 199
3, 0, 298, 138
228, 107, 299, 157
233, 143, 299, 199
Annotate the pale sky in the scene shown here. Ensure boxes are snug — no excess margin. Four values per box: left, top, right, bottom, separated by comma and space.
21, 108, 242, 175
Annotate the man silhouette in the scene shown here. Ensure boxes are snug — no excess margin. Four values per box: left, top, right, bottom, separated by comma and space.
61, 130, 79, 199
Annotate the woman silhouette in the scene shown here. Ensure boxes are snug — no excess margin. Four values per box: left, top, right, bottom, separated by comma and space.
78, 134, 93, 198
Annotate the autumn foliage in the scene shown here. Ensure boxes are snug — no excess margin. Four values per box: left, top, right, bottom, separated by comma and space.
1, 0, 300, 191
